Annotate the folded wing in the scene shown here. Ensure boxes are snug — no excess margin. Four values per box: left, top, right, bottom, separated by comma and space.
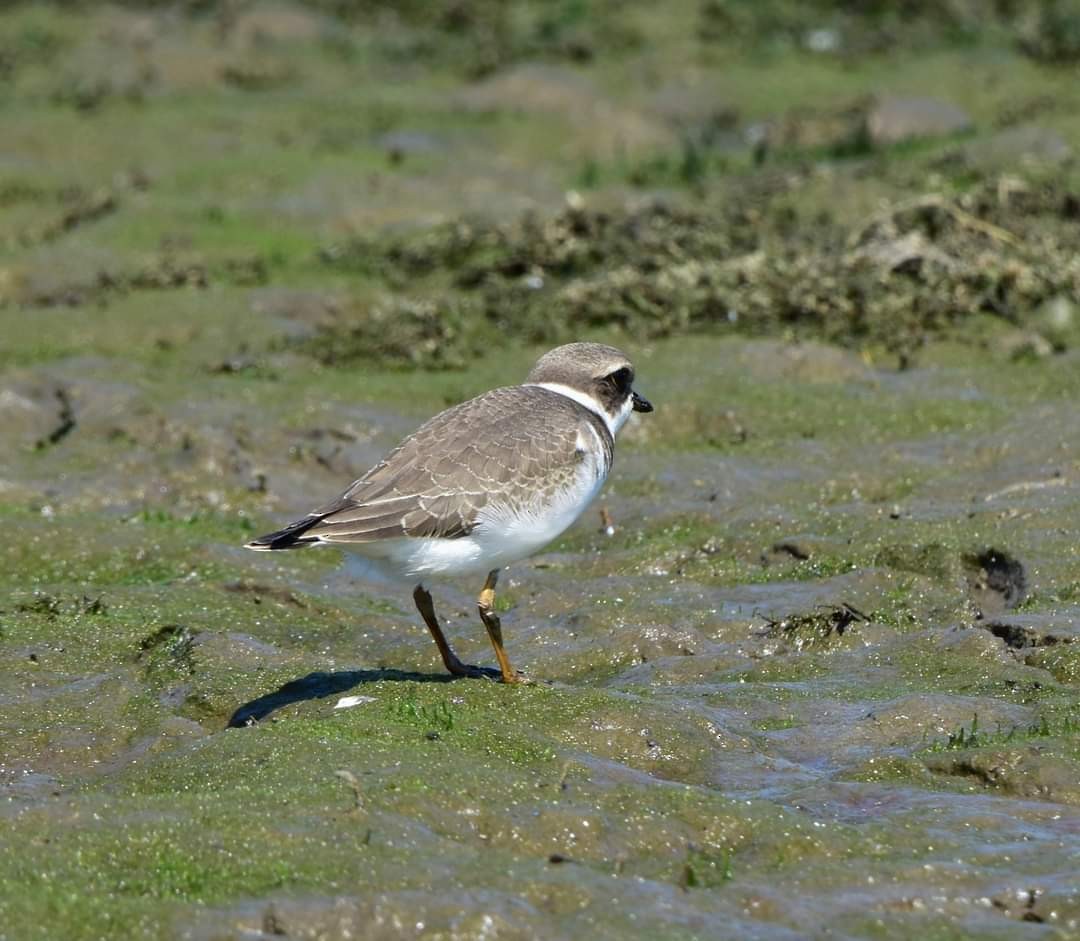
246, 386, 610, 550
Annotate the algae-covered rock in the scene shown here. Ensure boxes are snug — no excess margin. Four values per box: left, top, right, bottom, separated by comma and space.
874, 543, 962, 581
866, 95, 973, 146
299, 296, 493, 370
925, 744, 1080, 805
1025, 644, 1080, 685
318, 176, 1080, 367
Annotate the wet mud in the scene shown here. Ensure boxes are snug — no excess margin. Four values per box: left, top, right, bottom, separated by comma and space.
2, 3, 1080, 940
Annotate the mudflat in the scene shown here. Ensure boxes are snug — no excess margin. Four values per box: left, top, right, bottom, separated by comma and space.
2, 3, 1079, 938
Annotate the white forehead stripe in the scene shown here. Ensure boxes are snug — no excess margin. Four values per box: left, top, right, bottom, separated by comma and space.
529, 382, 615, 436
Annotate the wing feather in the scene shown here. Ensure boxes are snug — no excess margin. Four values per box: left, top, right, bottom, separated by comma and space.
246, 386, 612, 549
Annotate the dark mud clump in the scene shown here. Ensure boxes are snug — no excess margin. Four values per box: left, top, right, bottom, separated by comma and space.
11, 251, 269, 310
964, 547, 1027, 618
32, 387, 76, 450
756, 603, 869, 651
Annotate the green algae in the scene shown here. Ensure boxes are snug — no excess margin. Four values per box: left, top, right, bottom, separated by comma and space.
3, 328, 1077, 934
2, 3, 1080, 939
1028, 646, 1080, 686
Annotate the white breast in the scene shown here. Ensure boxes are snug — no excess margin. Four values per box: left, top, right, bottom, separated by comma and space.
471, 437, 608, 569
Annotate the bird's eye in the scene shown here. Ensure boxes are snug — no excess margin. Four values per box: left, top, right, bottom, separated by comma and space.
607, 367, 633, 391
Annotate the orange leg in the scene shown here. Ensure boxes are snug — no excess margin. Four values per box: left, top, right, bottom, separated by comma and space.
412, 584, 498, 679
477, 569, 522, 684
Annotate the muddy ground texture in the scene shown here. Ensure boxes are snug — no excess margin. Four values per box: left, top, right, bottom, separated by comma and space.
2, 3, 1080, 939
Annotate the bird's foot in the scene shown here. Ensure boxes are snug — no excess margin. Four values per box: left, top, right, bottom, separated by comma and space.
445, 659, 503, 681
495, 669, 540, 686
445, 658, 534, 684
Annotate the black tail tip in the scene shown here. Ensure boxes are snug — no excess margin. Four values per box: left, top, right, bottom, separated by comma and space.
244, 516, 322, 550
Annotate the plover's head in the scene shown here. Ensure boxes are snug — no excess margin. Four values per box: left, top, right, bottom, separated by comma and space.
526, 342, 653, 435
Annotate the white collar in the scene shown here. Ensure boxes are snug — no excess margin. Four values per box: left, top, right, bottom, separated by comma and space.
528, 382, 631, 437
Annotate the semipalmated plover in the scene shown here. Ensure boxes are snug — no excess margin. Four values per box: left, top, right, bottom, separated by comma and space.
246, 342, 652, 683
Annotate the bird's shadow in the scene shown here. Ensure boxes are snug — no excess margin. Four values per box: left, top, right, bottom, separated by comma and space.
227, 668, 458, 728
